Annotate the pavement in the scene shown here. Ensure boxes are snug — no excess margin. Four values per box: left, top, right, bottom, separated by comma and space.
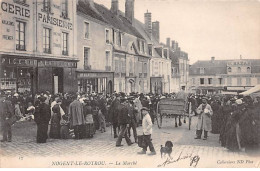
0, 116, 259, 168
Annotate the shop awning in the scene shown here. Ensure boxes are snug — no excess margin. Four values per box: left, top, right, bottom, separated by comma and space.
240, 84, 260, 95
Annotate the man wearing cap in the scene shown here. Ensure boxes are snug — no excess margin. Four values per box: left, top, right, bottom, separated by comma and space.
138, 107, 156, 155
116, 97, 133, 147
34, 96, 51, 143
195, 97, 213, 140
0, 93, 14, 142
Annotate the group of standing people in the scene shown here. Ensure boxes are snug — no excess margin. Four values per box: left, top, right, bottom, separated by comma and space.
190, 93, 260, 153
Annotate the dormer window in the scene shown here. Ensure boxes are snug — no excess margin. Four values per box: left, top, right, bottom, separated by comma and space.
199, 67, 205, 74
163, 49, 168, 58
227, 67, 232, 73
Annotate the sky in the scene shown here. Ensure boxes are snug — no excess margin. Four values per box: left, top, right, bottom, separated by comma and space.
94, 0, 260, 64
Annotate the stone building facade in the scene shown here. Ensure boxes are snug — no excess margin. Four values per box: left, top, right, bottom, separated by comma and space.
0, 0, 78, 95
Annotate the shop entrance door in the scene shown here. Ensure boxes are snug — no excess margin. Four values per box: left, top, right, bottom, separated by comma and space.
108, 80, 113, 94
53, 68, 63, 94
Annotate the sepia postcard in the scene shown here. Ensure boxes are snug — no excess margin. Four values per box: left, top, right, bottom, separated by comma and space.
0, 0, 260, 168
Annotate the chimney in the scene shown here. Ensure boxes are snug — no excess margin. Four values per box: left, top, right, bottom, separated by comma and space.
171, 40, 175, 49
152, 21, 160, 42
211, 56, 215, 62
166, 38, 171, 47
111, 0, 119, 14
125, 0, 135, 24
144, 10, 152, 39
176, 42, 179, 50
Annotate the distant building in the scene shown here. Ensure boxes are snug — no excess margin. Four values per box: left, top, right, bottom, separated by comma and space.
189, 57, 260, 94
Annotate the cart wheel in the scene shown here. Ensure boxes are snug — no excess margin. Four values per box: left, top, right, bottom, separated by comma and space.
188, 116, 192, 130
157, 113, 162, 129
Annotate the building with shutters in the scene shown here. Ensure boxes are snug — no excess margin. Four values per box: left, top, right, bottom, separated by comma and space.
189, 57, 260, 94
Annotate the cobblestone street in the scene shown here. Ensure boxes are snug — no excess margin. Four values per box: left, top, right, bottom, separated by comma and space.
1, 117, 259, 168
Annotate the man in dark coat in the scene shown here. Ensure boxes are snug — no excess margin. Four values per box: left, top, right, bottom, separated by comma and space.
34, 96, 51, 143
127, 99, 138, 143
0, 93, 14, 142
109, 95, 121, 138
116, 97, 133, 147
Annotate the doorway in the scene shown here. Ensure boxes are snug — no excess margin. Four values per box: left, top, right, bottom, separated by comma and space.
53, 68, 63, 94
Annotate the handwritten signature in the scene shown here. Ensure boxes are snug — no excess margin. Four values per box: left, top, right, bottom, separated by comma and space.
157, 152, 200, 168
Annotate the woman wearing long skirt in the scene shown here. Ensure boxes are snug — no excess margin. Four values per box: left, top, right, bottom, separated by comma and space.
49, 99, 64, 139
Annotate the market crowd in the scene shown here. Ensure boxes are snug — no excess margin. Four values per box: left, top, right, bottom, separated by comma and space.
0, 89, 259, 154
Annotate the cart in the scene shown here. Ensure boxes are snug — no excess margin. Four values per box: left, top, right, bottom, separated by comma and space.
156, 98, 192, 130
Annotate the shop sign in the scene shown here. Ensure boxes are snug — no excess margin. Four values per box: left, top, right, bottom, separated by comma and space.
38, 13, 73, 30
38, 60, 77, 68
1, 57, 37, 66
78, 73, 112, 78
138, 57, 148, 62
227, 60, 250, 66
1, 1, 30, 18
1, 57, 77, 68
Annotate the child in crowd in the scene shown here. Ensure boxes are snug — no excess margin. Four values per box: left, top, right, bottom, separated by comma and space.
60, 115, 70, 139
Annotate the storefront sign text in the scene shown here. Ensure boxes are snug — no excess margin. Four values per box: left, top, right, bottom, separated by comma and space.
1, 57, 77, 68
38, 13, 73, 30
2, 20, 14, 26
227, 61, 250, 66
2, 57, 37, 66
1, 2, 30, 18
3, 35, 13, 40
78, 73, 112, 78
38, 60, 77, 68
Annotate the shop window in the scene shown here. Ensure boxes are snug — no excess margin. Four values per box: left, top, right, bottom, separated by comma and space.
200, 78, 204, 85
84, 22, 90, 39
16, 21, 26, 51
43, 0, 51, 13
105, 29, 110, 44
84, 47, 90, 67
61, 0, 68, 19
62, 32, 68, 55
43, 28, 51, 54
